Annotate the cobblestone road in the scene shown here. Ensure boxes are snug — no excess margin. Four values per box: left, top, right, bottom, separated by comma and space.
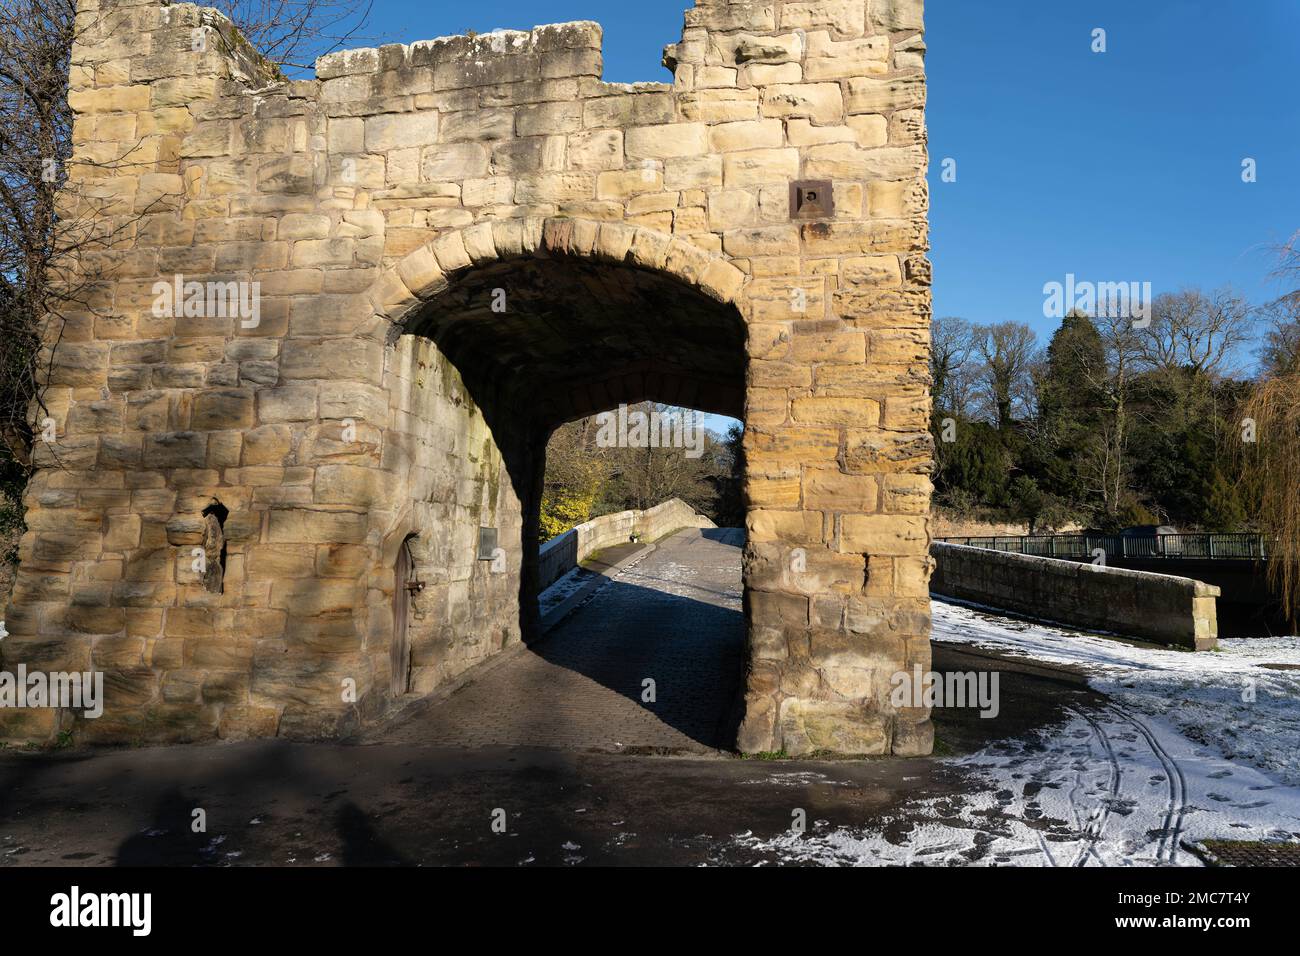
374, 527, 747, 753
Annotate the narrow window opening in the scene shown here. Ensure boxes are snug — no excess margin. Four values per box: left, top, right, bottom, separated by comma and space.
201, 501, 228, 594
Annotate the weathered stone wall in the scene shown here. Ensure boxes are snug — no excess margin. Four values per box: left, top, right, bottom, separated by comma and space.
931, 543, 1220, 650
375, 337, 525, 701
538, 498, 715, 592
2, 0, 934, 755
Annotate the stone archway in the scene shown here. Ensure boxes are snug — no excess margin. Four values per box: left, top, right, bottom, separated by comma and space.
358, 220, 751, 735
2, 0, 934, 756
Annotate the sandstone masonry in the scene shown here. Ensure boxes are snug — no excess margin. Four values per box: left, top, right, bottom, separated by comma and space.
1, 0, 934, 755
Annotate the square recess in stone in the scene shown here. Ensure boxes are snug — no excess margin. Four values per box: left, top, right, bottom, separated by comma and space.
790, 180, 834, 220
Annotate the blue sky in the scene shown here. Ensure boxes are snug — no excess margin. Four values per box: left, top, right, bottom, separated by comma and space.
348, 1, 1299, 427
926, 0, 1299, 337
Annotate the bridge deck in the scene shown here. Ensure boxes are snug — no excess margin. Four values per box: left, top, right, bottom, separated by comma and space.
369, 528, 746, 754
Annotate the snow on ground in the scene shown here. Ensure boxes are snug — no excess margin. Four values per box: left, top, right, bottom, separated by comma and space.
540, 533, 744, 618
731, 600, 1300, 866
538, 565, 593, 616
618, 559, 743, 610
933, 599, 1300, 787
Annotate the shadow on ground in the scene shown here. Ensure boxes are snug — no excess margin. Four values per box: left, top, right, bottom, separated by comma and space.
0, 530, 1106, 866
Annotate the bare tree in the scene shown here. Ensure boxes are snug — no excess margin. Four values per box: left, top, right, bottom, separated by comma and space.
1257, 296, 1300, 378
1273, 230, 1300, 310
1139, 287, 1254, 379
540, 404, 733, 538
1083, 313, 1146, 520
929, 315, 977, 419
216, 0, 375, 74
0, 0, 76, 470
971, 322, 1037, 431
612, 404, 717, 513
1258, 232, 1300, 378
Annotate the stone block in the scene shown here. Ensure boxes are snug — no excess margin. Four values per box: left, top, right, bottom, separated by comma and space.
779, 699, 888, 756
839, 515, 928, 555
625, 122, 709, 159
760, 84, 843, 123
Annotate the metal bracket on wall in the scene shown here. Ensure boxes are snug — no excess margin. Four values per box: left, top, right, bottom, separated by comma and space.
402, 535, 425, 594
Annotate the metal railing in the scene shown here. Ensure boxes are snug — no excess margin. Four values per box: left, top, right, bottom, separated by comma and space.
936, 533, 1270, 562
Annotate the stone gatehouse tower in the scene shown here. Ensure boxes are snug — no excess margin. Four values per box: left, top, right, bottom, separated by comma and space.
1, 0, 933, 754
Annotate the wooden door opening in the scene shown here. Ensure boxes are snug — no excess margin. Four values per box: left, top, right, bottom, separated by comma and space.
392, 536, 414, 696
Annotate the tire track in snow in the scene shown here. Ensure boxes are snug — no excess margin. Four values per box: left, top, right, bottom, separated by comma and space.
1038, 704, 1185, 866
1105, 703, 1187, 864
1071, 707, 1120, 867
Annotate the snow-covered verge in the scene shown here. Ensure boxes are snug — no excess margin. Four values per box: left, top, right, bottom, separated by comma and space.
729, 600, 1300, 866
932, 600, 1300, 787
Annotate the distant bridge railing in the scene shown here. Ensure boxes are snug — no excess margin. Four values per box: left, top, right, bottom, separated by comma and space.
936, 533, 1271, 562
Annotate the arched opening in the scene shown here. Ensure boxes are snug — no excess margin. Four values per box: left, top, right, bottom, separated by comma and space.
533, 402, 747, 750
378, 232, 750, 749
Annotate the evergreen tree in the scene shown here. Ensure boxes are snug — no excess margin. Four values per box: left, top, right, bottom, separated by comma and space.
1035, 311, 1106, 507
1202, 467, 1247, 532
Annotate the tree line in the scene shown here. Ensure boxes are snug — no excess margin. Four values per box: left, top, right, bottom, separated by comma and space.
540, 403, 742, 540
931, 270, 1299, 539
